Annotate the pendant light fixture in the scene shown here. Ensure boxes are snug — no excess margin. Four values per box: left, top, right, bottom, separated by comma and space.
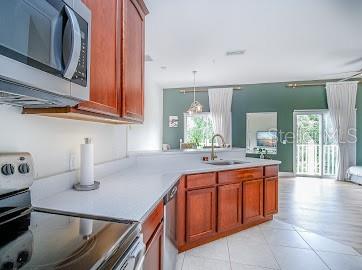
187, 70, 203, 114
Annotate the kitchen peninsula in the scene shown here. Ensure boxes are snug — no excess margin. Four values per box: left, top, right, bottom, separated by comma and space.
32, 149, 281, 268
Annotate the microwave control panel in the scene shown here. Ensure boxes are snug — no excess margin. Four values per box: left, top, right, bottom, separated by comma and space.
71, 13, 88, 87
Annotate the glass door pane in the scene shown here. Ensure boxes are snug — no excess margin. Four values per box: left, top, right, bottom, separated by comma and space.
295, 113, 322, 176
323, 113, 338, 177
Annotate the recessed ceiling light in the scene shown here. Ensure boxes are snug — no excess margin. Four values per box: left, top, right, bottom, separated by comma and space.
226, 50, 246, 56
160, 66, 167, 70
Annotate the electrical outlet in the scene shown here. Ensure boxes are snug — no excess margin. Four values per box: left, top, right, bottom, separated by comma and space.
69, 152, 76, 171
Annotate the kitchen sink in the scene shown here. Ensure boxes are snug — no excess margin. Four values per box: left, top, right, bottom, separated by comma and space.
206, 160, 249, 165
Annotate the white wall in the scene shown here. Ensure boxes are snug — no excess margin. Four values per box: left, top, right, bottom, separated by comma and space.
0, 105, 127, 179
128, 67, 163, 151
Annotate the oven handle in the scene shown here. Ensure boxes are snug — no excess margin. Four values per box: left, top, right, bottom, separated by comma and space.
63, 6, 81, 80
113, 236, 145, 270
131, 237, 146, 270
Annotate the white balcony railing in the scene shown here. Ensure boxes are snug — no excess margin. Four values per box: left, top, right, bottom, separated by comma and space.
296, 144, 338, 176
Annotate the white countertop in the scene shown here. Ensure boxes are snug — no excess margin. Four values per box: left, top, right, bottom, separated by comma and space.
32, 153, 280, 222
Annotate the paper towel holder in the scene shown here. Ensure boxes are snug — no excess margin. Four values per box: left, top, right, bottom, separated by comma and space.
74, 181, 100, 191
73, 137, 100, 191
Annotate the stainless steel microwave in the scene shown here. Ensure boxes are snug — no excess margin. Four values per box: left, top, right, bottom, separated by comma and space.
0, 0, 91, 107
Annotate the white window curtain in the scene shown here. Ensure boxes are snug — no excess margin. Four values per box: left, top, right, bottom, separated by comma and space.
208, 88, 233, 145
326, 81, 358, 181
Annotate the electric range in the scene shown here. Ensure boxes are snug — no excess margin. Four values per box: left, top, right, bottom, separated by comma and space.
0, 153, 145, 270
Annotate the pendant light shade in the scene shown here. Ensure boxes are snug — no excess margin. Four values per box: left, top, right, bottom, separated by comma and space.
187, 71, 203, 114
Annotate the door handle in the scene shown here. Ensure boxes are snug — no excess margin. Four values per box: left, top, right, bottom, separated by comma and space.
63, 5, 81, 80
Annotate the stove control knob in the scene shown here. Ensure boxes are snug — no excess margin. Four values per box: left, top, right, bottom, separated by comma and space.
18, 163, 30, 174
1, 164, 15, 176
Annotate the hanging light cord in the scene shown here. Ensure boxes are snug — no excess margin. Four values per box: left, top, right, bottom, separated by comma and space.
193, 71, 196, 103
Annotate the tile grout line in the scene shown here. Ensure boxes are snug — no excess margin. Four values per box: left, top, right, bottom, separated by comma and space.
295, 229, 332, 270
259, 224, 283, 270
226, 237, 233, 270
180, 252, 185, 270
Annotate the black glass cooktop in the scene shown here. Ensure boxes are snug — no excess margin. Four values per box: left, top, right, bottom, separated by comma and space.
0, 210, 136, 270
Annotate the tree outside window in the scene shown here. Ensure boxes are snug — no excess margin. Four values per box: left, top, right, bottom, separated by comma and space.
184, 113, 214, 148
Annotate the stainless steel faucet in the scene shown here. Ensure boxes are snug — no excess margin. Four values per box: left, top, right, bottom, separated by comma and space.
211, 134, 226, 160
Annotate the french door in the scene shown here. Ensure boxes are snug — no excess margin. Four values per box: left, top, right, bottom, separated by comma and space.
294, 110, 338, 177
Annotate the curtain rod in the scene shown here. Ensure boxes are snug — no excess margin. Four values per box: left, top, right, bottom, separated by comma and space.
174, 85, 243, 94
286, 80, 362, 88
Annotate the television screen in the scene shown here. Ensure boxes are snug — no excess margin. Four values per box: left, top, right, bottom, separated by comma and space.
256, 131, 277, 147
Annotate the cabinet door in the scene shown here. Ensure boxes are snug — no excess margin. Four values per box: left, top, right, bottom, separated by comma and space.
79, 0, 120, 116
186, 187, 216, 242
121, 0, 147, 122
264, 177, 278, 216
242, 179, 264, 224
143, 221, 163, 270
217, 184, 241, 232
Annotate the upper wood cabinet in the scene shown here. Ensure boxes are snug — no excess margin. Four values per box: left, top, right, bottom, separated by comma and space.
121, 0, 146, 122
81, 0, 148, 121
79, 0, 120, 117
23, 0, 148, 124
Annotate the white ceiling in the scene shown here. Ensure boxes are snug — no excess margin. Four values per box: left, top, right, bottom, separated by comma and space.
144, 0, 362, 88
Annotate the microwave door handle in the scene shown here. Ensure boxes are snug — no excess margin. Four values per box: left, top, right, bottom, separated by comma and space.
63, 6, 81, 80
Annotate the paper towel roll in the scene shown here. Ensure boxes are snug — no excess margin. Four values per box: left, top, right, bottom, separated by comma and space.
80, 138, 94, 186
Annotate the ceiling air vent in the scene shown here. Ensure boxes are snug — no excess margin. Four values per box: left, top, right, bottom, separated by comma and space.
226, 50, 246, 56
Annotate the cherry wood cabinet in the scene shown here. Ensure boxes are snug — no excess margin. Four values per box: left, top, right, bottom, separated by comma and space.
264, 177, 278, 216
78, 0, 120, 117
186, 187, 217, 242
186, 173, 217, 189
177, 166, 279, 252
143, 221, 163, 270
121, 0, 146, 122
217, 183, 241, 232
23, 0, 148, 124
142, 201, 164, 270
242, 179, 264, 224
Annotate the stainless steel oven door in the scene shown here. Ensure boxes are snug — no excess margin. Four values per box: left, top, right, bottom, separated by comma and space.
114, 236, 146, 270
0, 0, 90, 101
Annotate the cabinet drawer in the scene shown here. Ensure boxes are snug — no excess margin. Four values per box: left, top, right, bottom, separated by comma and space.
264, 165, 279, 178
218, 167, 263, 184
142, 200, 164, 247
186, 173, 216, 189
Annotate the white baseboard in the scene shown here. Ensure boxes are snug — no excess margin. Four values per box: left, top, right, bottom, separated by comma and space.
279, 172, 295, 177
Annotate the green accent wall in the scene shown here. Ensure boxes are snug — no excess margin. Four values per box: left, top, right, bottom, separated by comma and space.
163, 82, 362, 172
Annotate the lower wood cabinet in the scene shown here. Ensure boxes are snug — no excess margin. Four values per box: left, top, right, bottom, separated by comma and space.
186, 187, 217, 242
177, 166, 278, 252
242, 179, 264, 224
143, 221, 163, 270
264, 177, 278, 216
142, 201, 164, 270
217, 184, 241, 232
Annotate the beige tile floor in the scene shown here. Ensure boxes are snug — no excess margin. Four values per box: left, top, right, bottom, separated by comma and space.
276, 177, 362, 254
175, 219, 362, 270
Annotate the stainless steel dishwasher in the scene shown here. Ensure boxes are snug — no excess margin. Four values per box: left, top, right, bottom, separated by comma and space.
163, 181, 179, 270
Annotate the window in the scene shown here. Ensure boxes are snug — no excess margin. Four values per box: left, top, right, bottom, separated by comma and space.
184, 113, 214, 148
